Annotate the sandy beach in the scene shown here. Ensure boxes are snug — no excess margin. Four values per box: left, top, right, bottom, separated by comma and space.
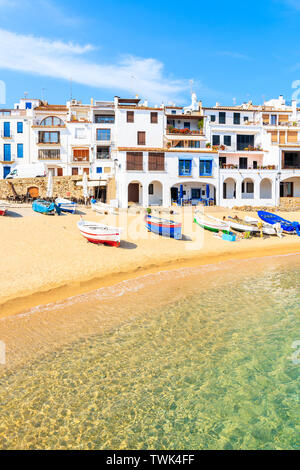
0, 204, 300, 317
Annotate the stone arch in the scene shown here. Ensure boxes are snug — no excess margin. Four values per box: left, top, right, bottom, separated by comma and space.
223, 178, 237, 200
260, 178, 272, 199
148, 180, 163, 206
242, 178, 254, 199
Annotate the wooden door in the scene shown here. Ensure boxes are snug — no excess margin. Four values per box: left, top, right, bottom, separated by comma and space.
72, 168, 78, 176
128, 183, 139, 203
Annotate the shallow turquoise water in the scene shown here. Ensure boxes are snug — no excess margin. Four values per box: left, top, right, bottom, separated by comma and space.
0, 260, 299, 449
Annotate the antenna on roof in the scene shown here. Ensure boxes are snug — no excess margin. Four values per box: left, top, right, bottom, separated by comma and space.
24, 91, 28, 99
41, 88, 46, 101
189, 79, 194, 96
70, 78, 73, 101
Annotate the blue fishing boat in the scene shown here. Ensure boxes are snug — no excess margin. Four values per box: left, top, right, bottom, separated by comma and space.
145, 214, 182, 239
55, 198, 76, 214
258, 211, 300, 236
32, 199, 61, 215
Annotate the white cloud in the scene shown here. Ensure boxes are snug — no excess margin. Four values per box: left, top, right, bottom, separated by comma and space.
217, 51, 252, 61
0, 29, 188, 103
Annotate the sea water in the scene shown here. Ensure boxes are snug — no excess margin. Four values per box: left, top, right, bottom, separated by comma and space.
0, 255, 299, 449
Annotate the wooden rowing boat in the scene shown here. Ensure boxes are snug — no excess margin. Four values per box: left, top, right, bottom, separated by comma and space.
32, 199, 61, 215
55, 198, 76, 214
194, 214, 231, 234
77, 219, 121, 246
145, 214, 182, 239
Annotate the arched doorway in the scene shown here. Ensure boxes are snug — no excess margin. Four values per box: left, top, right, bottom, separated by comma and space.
242, 178, 254, 199
280, 177, 300, 197
128, 181, 142, 205
260, 179, 272, 199
223, 178, 236, 199
148, 181, 163, 206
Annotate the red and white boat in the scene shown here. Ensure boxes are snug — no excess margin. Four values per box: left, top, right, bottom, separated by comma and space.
77, 219, 121, 247
0, 206, 7, 216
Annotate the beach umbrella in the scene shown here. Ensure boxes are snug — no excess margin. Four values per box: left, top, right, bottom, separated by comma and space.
82, 171, 89, 204
46, 171, 53, 198
206, 184, 210, 199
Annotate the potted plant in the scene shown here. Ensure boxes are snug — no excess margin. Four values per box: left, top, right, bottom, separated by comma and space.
206, 143, 211, 148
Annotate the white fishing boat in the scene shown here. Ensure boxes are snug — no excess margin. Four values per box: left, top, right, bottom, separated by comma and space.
55, 198, 77, 214
194, 213, 231, 234
244, 216, 283, 237
77, 219, 121, 246
209, 215, 282, 237
91, 200, 118, 215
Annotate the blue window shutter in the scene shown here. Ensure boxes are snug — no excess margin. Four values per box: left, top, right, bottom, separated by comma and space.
4, 122, 10, 137
25, 102, 32, 110
4, 144, 11, 161
17, 122, 23, 133
17, 143, 24, 158
96, 167, 103, 174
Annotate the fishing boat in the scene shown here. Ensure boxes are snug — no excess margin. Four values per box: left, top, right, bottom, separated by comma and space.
258, 211, 300, 236
194, 214, 231, 234
244, 216, 283, 237
91, 200, 118, 215
145, 214, 182, 239
32, 199, 61, 215
55, 198, 77, 214
77, 219, 121, 246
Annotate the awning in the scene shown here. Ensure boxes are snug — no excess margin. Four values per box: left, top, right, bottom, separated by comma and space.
76, 181, 107, 187
199, 156, 214, 160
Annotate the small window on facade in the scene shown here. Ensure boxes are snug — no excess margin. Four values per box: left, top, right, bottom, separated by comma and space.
219, 112, 226, 124
212, 135, 220, 146
17, 122, 23, 133
224, 136, 231, 146
150, 112, 158, 123
211, 115, 216, 122
137, 131, 146, 145
149, 184, 154, 195
234, 113, 241, 125
96, 167, 103, 174
127, 111, 134, 123
171, 110, 176, 115
25, 102, 32, 110
244, 116, 249, 122
17, 143, 23, 158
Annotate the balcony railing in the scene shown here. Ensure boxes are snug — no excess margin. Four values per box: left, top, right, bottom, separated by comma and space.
220, 164, 277, 170
73, 156, 89, 162
167, 127, 204, 136
38, 155, 61, 160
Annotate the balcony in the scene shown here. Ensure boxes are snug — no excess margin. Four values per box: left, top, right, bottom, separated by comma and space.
167, 126, 204, 136
220, 164, 277, 170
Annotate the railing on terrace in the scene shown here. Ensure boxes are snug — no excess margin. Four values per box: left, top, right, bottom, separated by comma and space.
263, 121, 299, 127
167, 127, 204, 136
220, 164, 277, 170
207, 145, 263, 152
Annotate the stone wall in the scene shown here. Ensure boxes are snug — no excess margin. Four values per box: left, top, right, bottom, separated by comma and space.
0, 176, 84, 200
279, 197, 300, 211
106, 176, 116, 203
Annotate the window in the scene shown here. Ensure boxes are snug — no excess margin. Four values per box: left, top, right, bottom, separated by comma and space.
189, 141, 200, 148
75, 128, 86, 139
200, 160, 213, 176
72, 168, 78, 176
271, 115, 277, 126
242, 182, 254, 193
4, 143, 11, 161
244, 116, 249, 122
96, 167, 103, 174
126, 152, 143, 171
97, 147, 110, 159
212, 135, 220, 146
219, 156, 227, 168
38, 131, 60, 143
224, 135, 231, 146
184, 122, 190, 130
96, 129, 111, 141
237, 135, 254, 150
211, 115, 216, 122
191, 188, 201, 199
25, 102, 32, 110
3, 122, 10, 137
127, 111, 134, 123
150, 112, 158, 124
17, 143, 23, 158
73, 149, 89, 162
234, 113, 241, 125
137, 131, 146, 145
17, 122, 23, 133
219, 112, 226, 124
239, 158, 248, 169
171, 110, 176, 115
253, 161, 258, 169
179, 159, 192, 176
57, 168, 63, 177
149, 184, 154, 195
38, 149, 60, 160
94, 115, 115, 124
40, 116, 64, 126
148, 152, 165, 171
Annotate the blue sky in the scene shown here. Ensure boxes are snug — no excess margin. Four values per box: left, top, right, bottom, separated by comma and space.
1, 0, 300, 107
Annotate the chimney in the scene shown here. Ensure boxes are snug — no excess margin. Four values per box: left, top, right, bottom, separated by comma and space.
91, 98, 94, 106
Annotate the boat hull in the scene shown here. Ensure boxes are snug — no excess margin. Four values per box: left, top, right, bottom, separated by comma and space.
194, 216, 231, 234
0, 208, 6, 216
32, 200, 61, 215
258, 211, 299, 234
77, 221, 121, 246
55, 198, 76, 214
145, 215, 182, 239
